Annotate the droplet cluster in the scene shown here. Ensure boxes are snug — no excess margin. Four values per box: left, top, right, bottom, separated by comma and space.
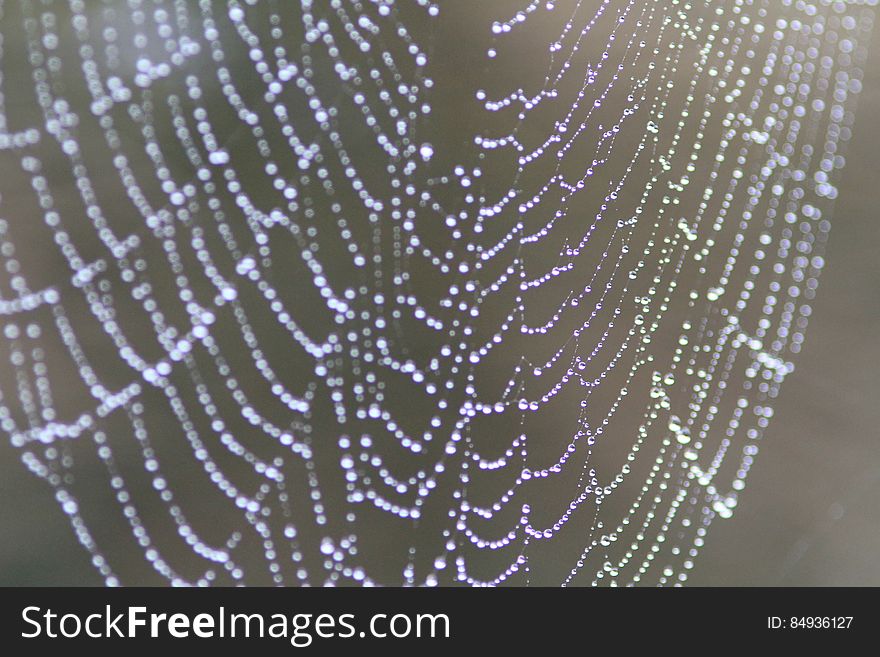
0, 0, 873, 586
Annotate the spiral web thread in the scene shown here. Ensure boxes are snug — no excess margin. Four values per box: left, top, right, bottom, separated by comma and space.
0, 0, 873, 586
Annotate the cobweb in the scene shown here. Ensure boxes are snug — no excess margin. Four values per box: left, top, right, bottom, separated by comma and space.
0, 0, 873, 586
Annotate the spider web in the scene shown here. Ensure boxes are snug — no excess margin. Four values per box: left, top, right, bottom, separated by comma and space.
0, 0, 873, 586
